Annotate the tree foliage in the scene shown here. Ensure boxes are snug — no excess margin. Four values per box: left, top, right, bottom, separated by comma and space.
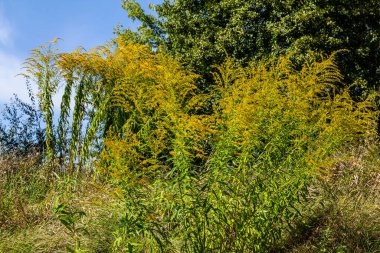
122, 0, 380, 89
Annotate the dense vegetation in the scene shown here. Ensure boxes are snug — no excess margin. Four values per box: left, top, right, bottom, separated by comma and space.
122, 0, 379, 90
0, 0, 379, 252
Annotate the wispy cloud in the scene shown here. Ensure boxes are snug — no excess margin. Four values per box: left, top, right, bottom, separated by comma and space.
0, 7, 12, 47
0, 5, 34, 106
0, 5, 28, 104
0, 50, 28, 103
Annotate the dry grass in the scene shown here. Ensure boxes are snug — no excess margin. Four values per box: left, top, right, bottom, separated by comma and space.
0, 154, 122, 253
285, 142, 380, 253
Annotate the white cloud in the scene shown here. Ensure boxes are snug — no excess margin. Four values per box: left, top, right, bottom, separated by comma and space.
0, 7, 31, 105
0, 8, 12, 47
0, 50, 29, 103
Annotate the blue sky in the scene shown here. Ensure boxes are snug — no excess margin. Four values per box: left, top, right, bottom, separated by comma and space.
0, 0, 160, 105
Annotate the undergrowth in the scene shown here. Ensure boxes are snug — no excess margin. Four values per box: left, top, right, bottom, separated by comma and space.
0, 143, 379, 252
0, 156, 122, 253
286, 143, 380, 253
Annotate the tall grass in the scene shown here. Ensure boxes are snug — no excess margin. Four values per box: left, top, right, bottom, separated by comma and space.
0, 153, 122, 253
285, 142, 380, 252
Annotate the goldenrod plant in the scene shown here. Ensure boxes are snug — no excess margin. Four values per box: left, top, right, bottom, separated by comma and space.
21, 39, 61, 161
97, 44, 377, 251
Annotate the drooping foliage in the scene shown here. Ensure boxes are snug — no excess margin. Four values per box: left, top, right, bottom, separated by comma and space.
18, 38, 205, 171
58, 46, 118, 171
122, 0, 380, 90
20, 40, 120, 170
21, 40, 60, 160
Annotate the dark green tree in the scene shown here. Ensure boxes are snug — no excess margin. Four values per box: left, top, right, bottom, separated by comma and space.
121, 0, 379, 89
267, 0, 380, 91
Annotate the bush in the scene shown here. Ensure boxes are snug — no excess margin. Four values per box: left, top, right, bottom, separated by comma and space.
0, 94, 44, 157
99, 48, 377, 252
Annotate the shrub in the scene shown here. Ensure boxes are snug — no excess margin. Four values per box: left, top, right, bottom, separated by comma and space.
0, 94, 44, 157
99, 48, 377, 252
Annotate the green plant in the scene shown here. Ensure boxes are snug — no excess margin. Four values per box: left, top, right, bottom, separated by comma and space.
53, 198, 88, 252
19, 40, 116, 171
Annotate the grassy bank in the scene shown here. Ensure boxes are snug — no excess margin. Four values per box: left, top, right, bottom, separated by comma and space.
0, 143, 379, 252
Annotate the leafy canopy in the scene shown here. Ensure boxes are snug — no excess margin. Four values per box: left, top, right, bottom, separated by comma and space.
122, 0, 380, 89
